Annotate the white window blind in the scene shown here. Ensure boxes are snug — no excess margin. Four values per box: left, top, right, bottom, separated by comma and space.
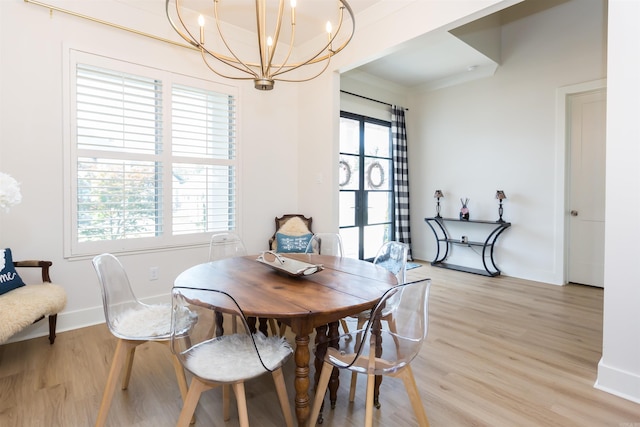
171, 84, 237, 235
172, 163, 236, 234
172, 84, 236, 159
67, 51, 237, 256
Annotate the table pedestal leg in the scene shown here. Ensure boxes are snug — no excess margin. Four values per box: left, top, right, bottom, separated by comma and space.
314, 325, 328, 424
258, 318, 269, 336
313, 322, 341, 424
374, 375, 382, 409
373, 317, 383, 408
247, 317, 257, 334
327, 322, 340, 409
294, 334, 310, 427
215, 311, 224, 336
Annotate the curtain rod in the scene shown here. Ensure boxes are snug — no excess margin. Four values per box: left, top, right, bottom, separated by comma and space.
340, 90, 408, 111
23, 0, 196, 51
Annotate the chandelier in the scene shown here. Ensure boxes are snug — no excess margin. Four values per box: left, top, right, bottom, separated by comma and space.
166, 0, 355, 91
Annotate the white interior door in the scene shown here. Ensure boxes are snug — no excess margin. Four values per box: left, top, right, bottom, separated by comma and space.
568, 89, 606, 287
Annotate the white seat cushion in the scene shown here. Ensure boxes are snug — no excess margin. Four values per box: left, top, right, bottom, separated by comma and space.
0, 283, 66, 343
185, 333, 292, 382
112, 304, 172, 339
112, 304, 196, 340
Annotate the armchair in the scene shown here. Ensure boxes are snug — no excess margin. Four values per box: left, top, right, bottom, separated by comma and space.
0, 251, 66, 345
268, 214, 313, 252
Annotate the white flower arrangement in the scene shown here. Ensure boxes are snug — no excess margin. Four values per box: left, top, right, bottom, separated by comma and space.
0, 172, 22, 212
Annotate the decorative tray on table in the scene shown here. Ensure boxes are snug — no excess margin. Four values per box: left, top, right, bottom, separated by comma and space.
256, 251, 324, 277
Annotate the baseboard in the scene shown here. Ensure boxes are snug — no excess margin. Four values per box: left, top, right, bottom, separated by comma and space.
595, 357, 640, 404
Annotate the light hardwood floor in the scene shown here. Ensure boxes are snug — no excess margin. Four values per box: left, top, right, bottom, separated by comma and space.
1, 263, 639, 426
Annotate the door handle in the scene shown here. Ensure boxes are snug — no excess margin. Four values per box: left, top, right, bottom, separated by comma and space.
570, 210, 578, 216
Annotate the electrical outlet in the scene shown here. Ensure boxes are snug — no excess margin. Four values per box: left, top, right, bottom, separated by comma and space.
149, 267, 159, 281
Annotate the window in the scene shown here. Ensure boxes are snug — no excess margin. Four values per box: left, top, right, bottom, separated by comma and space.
65, 50, 238, 257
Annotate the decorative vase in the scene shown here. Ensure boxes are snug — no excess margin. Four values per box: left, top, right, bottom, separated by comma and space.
460, 198, 469, 220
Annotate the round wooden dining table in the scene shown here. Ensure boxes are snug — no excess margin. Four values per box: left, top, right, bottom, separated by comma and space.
174, 253, 397, 427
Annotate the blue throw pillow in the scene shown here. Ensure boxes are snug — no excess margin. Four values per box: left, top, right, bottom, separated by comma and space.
0, 248, 25, 295
276, 233, 313, 253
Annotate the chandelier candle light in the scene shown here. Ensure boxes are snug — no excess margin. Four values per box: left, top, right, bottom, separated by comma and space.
166, 0, 355, 91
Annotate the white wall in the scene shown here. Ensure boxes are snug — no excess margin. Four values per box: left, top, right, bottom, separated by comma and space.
596, 0, 640, 404
340, 72, 410, 121
0, 0, 302, 341
407, 0, 607, 284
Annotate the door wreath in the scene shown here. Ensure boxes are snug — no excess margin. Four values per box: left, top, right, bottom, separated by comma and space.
339, 160, 351, 187
366, 161, 385, 189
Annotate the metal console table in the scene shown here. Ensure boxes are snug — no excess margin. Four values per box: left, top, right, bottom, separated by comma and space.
424, 217, 511, 277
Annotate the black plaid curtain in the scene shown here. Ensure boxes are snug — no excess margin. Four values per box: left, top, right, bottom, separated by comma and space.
392, 106, 412, 260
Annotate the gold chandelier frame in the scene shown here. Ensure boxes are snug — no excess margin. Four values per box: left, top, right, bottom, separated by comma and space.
165, 0, 355, 90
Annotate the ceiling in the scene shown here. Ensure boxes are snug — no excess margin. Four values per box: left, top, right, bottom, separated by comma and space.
111, 0, 511, 90
341, 0, 570, 90
341, 1, 505, 91
342, 29, 499, 90
164, 0, 370, 43
161, 0, 501, 90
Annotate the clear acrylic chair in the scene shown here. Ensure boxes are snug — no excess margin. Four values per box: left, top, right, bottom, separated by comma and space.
275, 232, 346, 336
92, 253, 190, 427
171, 286, 294, 427
304, 233, 344, 257
297, 232, 350, 336
371, 240, 409, 284
344, 240, 409, 332
208, 231, 278, 336
209, 232, 246, 334
208, 231, 247, 261
346, 240, 409, 403
310, 279, 432, 427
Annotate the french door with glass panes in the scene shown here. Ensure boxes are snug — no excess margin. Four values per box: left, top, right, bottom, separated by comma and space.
339, 112, 394, 260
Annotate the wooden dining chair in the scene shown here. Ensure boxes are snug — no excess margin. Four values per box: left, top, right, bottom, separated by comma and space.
268, 214, 313, 251
92, 253, 191, 427
171, 286, 294, 427
310, 279, 432, 427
